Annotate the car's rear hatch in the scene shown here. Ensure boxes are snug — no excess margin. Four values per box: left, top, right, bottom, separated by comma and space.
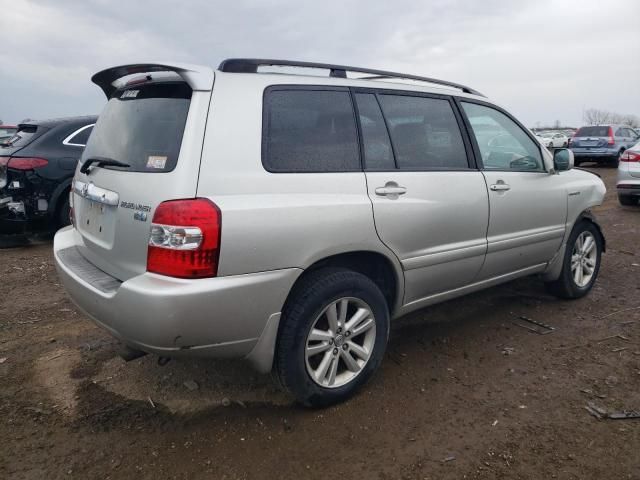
71, 63, 214, 281
0, 123, 49, 190
571, 126, 612, 148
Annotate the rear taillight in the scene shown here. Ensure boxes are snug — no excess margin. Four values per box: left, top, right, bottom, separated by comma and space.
8, 157, 48, 170
607, 127, 615, 145
621, 151, 640, 162
146, 198, 221, 279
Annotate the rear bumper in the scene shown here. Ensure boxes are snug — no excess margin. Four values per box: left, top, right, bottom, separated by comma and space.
571, 148, 617, 159
617, 182, 640, 196
617, 166, 640, 195
54, 226, 301, 367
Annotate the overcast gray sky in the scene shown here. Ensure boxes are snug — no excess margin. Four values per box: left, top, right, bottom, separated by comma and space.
1, 0, 638, 127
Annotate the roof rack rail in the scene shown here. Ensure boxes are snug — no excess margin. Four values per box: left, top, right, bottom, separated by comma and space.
217, 58, 484, 97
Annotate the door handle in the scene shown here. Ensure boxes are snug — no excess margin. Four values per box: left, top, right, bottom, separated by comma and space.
489, 183, 511, 192
375, 182, 407, 198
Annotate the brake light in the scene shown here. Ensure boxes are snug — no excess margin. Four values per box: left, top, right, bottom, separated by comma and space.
621, 151, 640, 162
147, 198, 221, 278
607, 127, 615, 145
8, 157, 48, 170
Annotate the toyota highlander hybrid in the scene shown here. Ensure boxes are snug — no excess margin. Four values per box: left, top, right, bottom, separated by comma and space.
54, 59, 606, 406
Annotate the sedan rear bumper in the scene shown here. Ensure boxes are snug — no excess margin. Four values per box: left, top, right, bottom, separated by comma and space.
53, 226, 301, 366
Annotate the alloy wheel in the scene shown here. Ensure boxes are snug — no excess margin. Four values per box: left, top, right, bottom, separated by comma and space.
305, 297, 376, 388
571, 231, 597, 287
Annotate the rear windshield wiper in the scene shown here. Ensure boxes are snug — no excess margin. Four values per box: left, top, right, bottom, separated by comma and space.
80, 156, 130, 174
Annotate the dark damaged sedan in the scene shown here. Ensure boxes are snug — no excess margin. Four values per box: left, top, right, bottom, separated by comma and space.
0, 116, 96, 236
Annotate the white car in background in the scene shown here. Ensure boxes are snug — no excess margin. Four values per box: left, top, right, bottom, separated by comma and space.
538, 132, 569, 149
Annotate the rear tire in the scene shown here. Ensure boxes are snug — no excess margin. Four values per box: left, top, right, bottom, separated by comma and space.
545, 220, 603, 299
56, 196, 71, 230
610, 151, 623, 168
619, 195, 637, 206
274, 268, 389, 407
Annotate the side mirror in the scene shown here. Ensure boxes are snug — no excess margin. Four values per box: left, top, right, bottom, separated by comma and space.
553, 148, 574, 172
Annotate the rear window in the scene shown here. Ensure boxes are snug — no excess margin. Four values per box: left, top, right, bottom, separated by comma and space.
262, 89, 360, 172
0, 127, 17, 138
576, 126, 610, 137
2, 125, 38, 147
81, 82, 191, 173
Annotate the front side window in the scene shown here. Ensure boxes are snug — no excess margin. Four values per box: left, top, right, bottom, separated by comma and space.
263, 89, 360, 172
377, 94, 468, 170
461, 102, 544, 172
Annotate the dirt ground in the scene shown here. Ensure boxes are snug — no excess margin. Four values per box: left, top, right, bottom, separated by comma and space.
1, 166, 639, 479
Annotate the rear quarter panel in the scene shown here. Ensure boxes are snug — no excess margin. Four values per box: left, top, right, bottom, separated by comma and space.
196, 73, 404, 291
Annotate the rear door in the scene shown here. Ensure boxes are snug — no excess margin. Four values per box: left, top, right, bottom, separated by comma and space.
358, 90, 489, 304
71, 64, 214, 281
459, 100, 567, 280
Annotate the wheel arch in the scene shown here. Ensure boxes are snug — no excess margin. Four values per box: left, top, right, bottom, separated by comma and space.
285, 250, 403, 316
542, 208, 605, 281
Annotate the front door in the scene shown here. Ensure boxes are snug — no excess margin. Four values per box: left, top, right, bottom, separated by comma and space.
355, 90, 489, 305
460, 101, 567, 280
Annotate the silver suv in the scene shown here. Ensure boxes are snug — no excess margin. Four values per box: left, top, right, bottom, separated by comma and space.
54, 59, 606, 406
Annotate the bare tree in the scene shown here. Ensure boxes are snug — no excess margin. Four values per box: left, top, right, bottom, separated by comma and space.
621, 114, 640, 129
583, 108, 611, 125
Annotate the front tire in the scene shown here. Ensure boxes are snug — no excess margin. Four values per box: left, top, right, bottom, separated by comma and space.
545, 220, 603, 299
274, 268, 389, 407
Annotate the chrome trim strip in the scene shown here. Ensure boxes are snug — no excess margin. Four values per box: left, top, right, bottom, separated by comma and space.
73, 180, 119, 206
62, 124, 95, 147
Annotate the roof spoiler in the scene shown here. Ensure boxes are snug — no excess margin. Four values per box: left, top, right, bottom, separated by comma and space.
91, 62, 214, 98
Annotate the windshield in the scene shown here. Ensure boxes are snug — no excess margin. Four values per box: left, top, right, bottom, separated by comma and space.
576, 126, 610, 137
81, 82, 191, 173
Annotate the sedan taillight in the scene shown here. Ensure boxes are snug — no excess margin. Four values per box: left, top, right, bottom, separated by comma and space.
8, 157, 49, 170
147, 198, 221, 278
620, 151, 640, 162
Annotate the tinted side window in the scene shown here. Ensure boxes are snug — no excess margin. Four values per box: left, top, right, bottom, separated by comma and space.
67, 125, 94, 146
354, 93, 394, 170
461, 102, 544, 172
377, 94, 468, 170
263, 90, 360, 172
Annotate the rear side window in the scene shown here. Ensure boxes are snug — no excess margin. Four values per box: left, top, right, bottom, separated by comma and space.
263, 89, 360, 172
377, 94, 468, 170
354, 93, 395, 170
576, 126, 610, 137
81, 82, 191, 173
65, 125, 94, 146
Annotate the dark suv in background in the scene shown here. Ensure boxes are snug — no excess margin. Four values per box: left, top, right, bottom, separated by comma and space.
0, 116, 96, 237
570, 125, 639, 167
